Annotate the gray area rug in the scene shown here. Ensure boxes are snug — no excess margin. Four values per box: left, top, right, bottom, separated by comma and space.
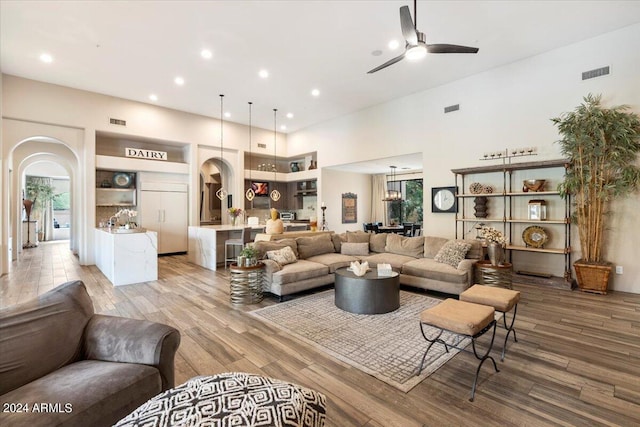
251, 290, 469, 392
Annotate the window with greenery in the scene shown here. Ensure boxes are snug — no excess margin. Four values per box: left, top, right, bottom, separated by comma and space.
53, 192, 70, 210
387, 179, 423, 224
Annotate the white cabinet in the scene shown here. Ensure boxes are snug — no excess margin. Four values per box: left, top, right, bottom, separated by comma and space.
140, 182, 188, 254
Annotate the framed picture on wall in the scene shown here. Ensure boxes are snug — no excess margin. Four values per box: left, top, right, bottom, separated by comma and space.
341, 193, 357, 223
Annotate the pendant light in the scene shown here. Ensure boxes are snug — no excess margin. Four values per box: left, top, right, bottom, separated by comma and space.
270, 108, 281, 201
245, 101, 255, 201
216, 94, 228, 200
382, 165, 402, 201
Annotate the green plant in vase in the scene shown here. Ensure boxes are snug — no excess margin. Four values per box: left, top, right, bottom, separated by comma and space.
552, 94, 640, 293
240, 245, 258, 266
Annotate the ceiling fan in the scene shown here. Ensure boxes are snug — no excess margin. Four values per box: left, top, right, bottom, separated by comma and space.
367, 0, 479, 74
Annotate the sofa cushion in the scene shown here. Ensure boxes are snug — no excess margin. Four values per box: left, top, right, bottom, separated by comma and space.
464, 239, 483, 259
271, 260, 329, 286
296, 234, 336, 259
346, 231, 370, 244
361, 252, 417, 271
0, 360, 161, 427
434, 240, 472, 268
0, 280, 94, 395
401, 258, 469, 284
369, 233, 387, 253
306, 253, 358, 273
253, 239, 298, 260
385, 233, 425, 258
424, 236, 449, 259
266, 246, 297, 266
331, 233, 346, 253
341, 242, 370, 256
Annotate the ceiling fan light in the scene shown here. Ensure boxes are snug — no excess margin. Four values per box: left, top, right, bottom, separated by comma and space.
405, 44, 427, 61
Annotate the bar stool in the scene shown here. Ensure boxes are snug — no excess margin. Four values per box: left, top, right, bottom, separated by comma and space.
460, 284, 520, 361
417, 298, 499, 401
225, 227, 252, 268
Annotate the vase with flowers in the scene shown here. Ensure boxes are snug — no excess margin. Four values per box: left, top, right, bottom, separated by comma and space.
228, 207, 243, 226
114, 208, 138, 229
480, 226, 507, 266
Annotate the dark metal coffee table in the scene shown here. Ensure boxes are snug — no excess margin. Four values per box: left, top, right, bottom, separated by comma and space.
334, 267, 400, 314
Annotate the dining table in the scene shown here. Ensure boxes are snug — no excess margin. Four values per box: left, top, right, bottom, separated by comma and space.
376, 225, 405, 234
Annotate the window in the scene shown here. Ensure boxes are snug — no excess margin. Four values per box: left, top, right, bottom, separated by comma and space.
387, 179, 423, 225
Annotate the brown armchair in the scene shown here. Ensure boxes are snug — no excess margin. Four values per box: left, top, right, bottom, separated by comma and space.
0, 280, 180, 427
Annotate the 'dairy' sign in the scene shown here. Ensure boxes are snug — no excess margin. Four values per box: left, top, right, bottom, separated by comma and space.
125, 148, 167, 161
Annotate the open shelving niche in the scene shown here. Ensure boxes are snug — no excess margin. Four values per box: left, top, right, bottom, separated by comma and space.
452, 159, 573, 289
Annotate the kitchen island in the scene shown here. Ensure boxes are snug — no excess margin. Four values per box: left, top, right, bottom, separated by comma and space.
188, 223, 309, 271
95, 228, 158, 286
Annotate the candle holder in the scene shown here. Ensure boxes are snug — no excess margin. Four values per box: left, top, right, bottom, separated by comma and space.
321, 206, 328, 231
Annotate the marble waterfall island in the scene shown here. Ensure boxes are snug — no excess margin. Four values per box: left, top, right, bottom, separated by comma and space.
95, 228, 158, 286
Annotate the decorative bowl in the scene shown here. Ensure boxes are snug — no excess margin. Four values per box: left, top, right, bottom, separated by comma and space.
523, 179, 545, 192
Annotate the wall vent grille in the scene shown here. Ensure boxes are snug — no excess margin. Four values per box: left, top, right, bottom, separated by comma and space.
109, 118, 127, 126
582, 66, 610, 80
444, 104, 460, 113
257, 143, 267, 148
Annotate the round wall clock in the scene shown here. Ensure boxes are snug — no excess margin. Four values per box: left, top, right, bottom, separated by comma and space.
522, 225, 548, 248
112, 172, 132, 188
432, 186, 458, 213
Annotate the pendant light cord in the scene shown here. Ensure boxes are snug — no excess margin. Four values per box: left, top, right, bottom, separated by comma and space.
220, 94, 224, 192
248, 102, 252, 181
273, 108, 277, 179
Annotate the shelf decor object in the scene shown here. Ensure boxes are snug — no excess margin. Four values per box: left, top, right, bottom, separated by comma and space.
527, 200, 547, 220
245, 102, 255, 202
553, 94, 640, 294
270, 109, 281, 202
216, 94, 228, 201
522, 225, 548, 249
473, 196, 488, 218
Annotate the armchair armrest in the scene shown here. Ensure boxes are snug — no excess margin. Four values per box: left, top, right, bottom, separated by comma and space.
83, 314, 180, 391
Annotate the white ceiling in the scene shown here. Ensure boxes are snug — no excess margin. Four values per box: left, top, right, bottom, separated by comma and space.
3, 1, 640, 135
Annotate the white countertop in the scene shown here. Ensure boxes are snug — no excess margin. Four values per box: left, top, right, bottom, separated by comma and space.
194, 223, 308, 232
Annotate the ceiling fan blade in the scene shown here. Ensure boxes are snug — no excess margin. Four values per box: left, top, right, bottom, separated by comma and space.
367, 52, 406, 74
426, 44, 479, 54
400, 5, 418, 46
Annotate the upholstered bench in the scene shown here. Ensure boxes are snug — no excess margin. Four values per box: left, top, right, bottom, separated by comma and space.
417, 298, 499, 401
460, 284, 520, 361
115, 372, 326, 427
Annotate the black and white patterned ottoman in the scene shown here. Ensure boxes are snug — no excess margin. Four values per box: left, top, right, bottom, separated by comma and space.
115, 372, 326, 427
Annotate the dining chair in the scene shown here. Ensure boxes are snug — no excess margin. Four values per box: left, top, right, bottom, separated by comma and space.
412, 224, 422, 236
225, 227, 252, 268
403, 223, 414, 237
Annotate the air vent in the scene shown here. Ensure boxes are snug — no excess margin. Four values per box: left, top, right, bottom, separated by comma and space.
257, 143, 267, 149
582, 66, 610, 80
444, 104, 460, 114
109, 118, 127, 126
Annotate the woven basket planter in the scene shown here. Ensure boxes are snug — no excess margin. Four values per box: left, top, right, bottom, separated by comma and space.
574, 260, 612, 294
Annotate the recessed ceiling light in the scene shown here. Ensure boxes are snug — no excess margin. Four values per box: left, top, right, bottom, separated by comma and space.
149, 94, 158, 101
311, 89, 320, 97
388, 40, 400, 50
201, 49, 212, 59
258, 69, 269, 78
39, 53, 53, 63
174, 76, 185, 86
280, 125, 287, 131
224, 112, 231, 118
286, 113, 294, 119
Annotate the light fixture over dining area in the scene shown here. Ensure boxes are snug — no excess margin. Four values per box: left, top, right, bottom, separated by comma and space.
382, 165, 403, 201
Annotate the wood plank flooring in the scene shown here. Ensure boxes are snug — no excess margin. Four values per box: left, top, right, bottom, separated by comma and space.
2, 241, 639, 426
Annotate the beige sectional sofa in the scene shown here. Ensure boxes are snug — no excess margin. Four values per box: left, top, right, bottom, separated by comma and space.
253, 231, 482, 300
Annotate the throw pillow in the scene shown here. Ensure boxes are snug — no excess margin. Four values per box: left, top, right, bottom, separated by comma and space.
369, 233, 387, 253
340, 242, 370, 256
346, 231, 370, 244
266, 246, 297, 266
296, 234, 336, 259
423, 236, 449, 259
253, 239, 298, 259
434, 240, 472, 268
385, 233, 425, 258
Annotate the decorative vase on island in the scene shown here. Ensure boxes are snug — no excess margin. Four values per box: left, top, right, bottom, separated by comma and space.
487, 242, 504, 266
290, 162, 299, 172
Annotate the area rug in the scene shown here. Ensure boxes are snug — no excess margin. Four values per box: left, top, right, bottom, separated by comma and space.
250, 290, 469, 392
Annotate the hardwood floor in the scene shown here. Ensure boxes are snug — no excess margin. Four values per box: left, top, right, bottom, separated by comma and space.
2, 241, 640, 426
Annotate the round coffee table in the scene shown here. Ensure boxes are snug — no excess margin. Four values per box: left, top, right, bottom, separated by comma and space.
334, 267, 400, 314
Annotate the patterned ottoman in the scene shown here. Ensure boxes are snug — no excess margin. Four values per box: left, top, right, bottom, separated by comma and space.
115, 372, 326, 427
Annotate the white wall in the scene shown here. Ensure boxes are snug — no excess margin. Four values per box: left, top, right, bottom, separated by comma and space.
320, 169, 371, 234
289, 24, 640, 293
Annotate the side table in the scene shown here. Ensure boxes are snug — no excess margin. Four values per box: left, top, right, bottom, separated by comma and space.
229, 262, 264, 304
475, 260, 513, 289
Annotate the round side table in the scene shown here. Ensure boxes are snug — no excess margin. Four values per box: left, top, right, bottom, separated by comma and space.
229, 262, 264, 304
475, 260, 513, 289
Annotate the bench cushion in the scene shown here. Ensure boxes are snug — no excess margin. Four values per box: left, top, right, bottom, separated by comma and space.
420, 299, 494, 336
460, 285, 521, 312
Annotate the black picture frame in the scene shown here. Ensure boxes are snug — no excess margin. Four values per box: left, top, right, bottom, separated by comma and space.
431, 186, 458, 213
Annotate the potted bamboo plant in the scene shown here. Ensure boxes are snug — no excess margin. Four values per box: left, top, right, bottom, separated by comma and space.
552, 94, 640, 293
